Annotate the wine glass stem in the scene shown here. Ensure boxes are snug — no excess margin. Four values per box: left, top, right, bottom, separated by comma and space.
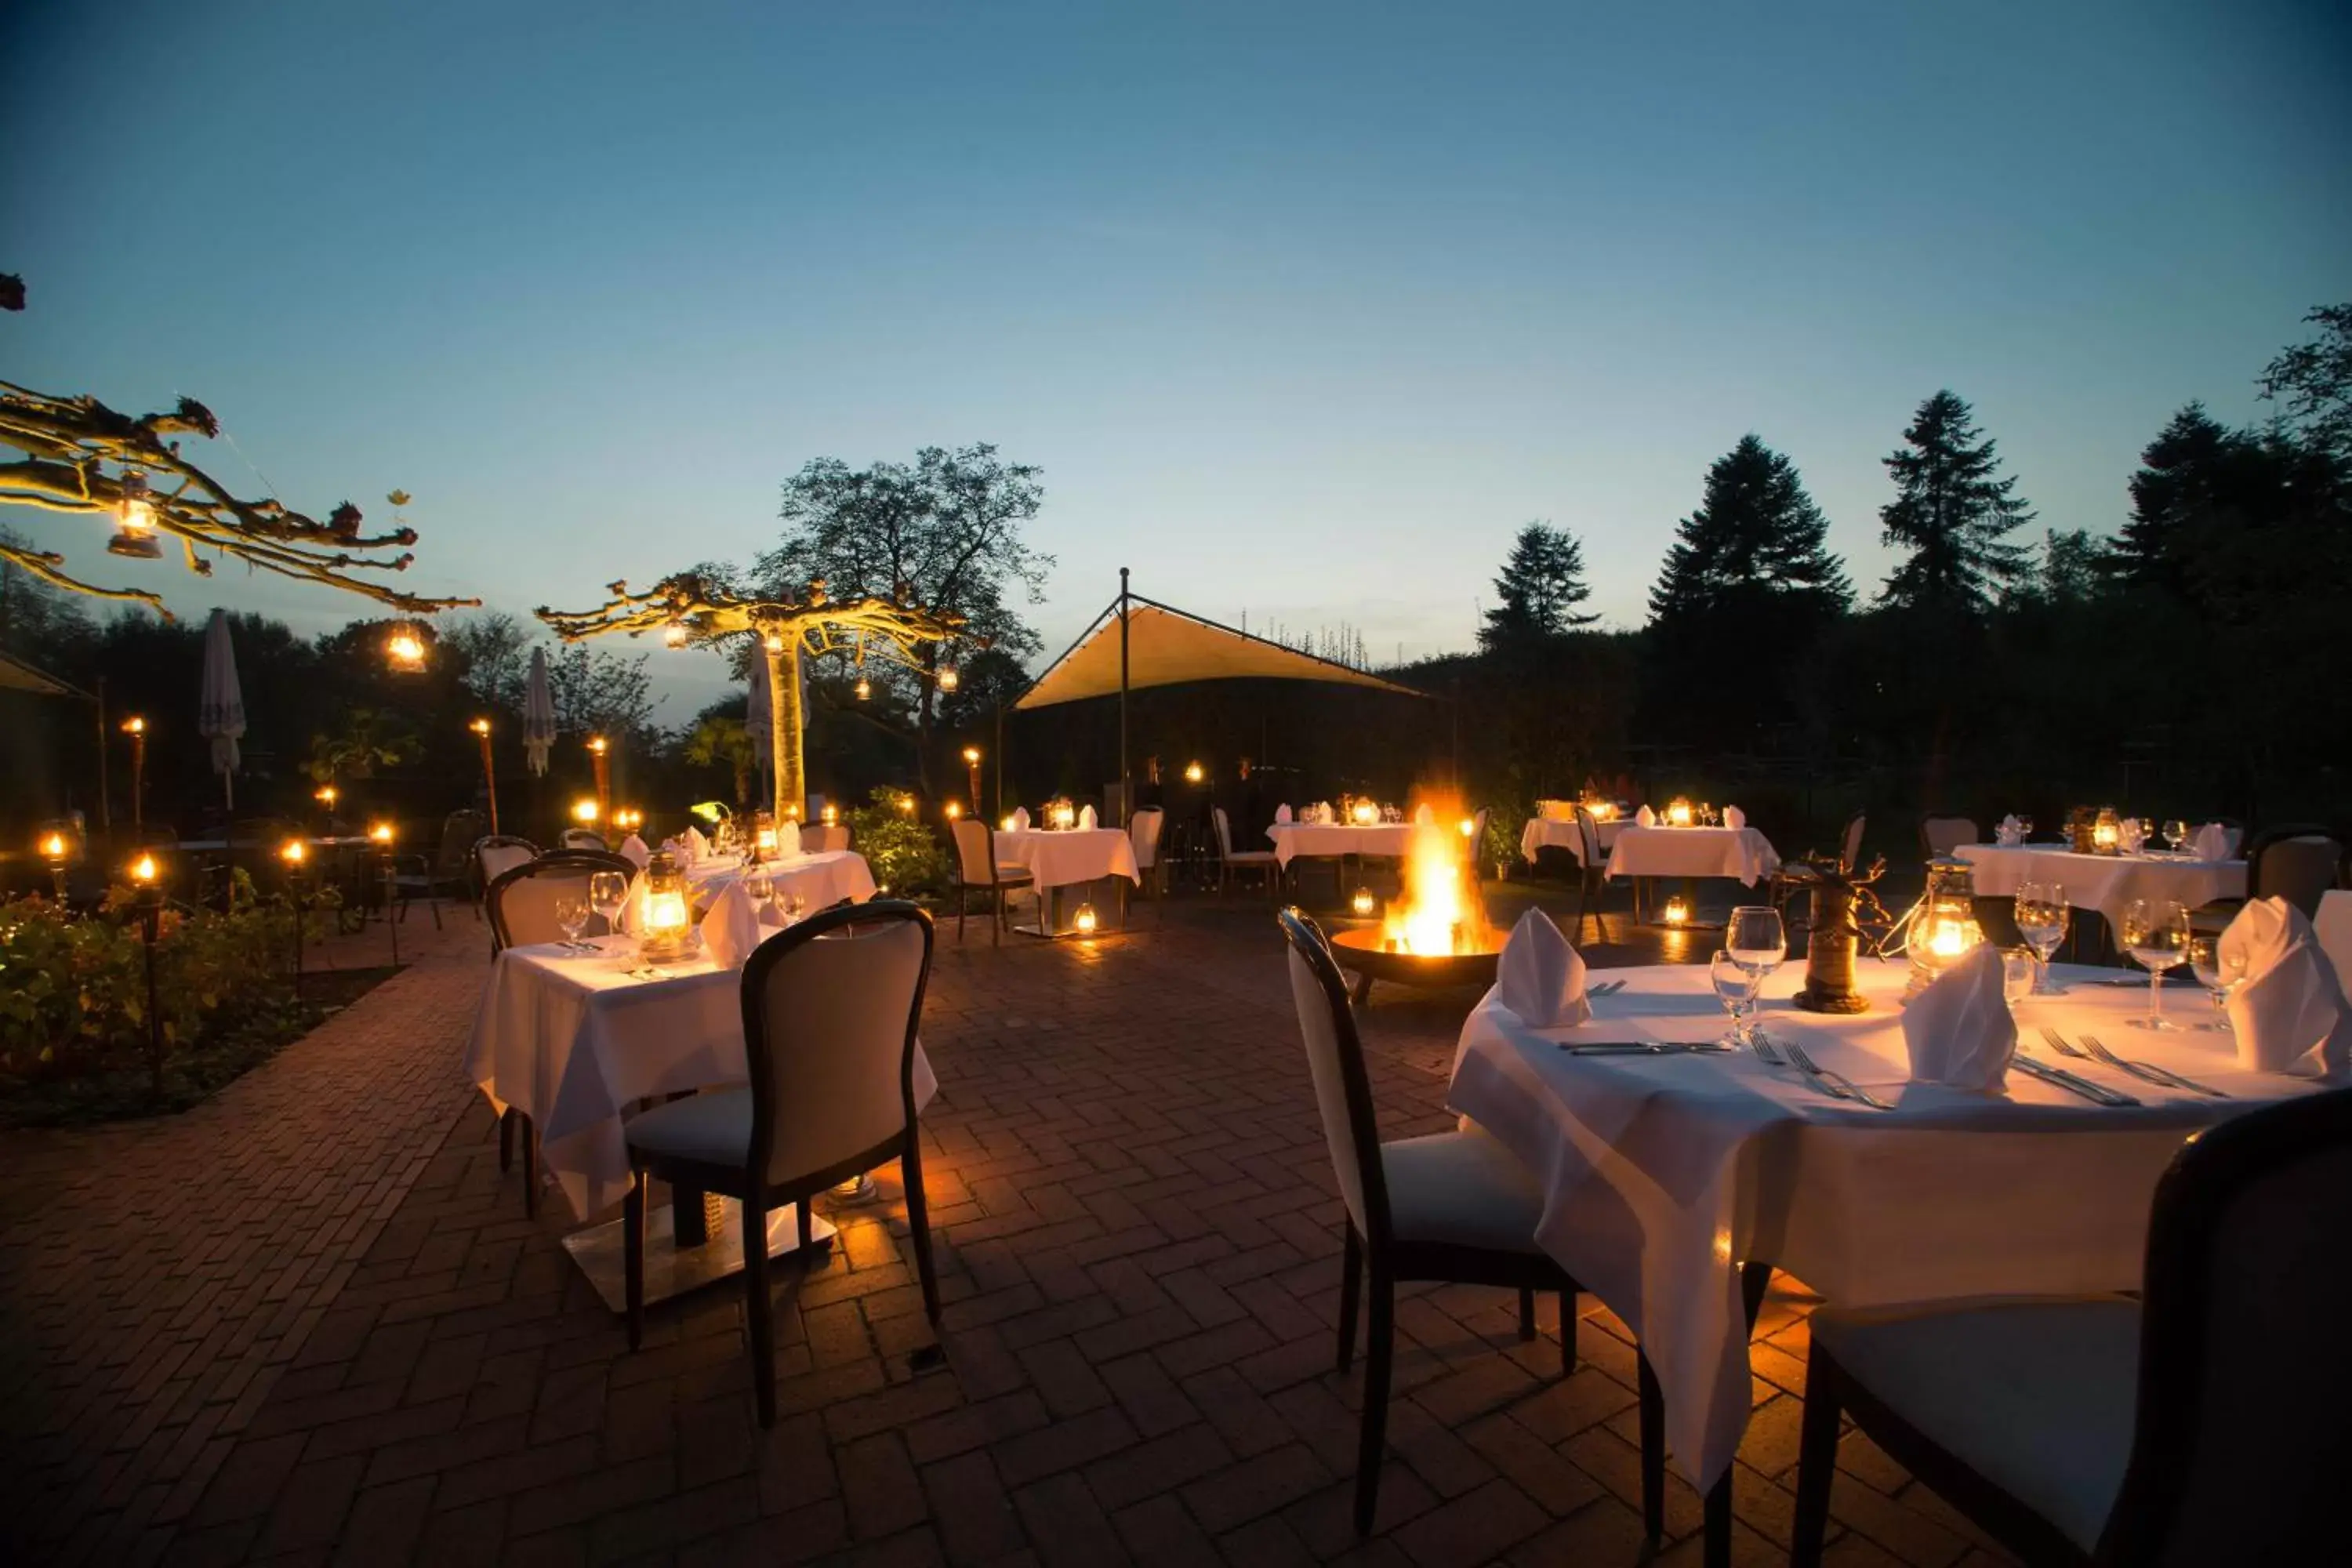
2147, 967, 2161, 1025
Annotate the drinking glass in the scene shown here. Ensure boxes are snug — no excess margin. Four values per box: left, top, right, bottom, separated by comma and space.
554, 894, 590, 948
1709, 951, 1760, 1048
2012, 880, 2068, 993
2164, 819, 2190, 853
2118, 898, 2190, 1030
743, 865, 775, 921
1726, 906, 1786, 978
786, 891, 808, 924
2015, 815, 2034, 841
587, 871, 630, 939
2187, 933, 2244, 1032
1999, 947, 2036, 1009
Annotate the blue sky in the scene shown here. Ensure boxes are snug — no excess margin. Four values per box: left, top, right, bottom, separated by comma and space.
7, 0, 2347, 722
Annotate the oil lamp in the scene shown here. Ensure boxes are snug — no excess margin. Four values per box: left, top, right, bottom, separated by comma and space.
854, 677, 872, 701
107, 473, 162, 557
1184, 761, 1204, 785
1351, 799, 1380, 826
662, 620, 688, 648
385, 625, 427, 670
753, 808, 778, 859
1907, 855, 1984, 998
937, 666, 960, 692
1352, 887, 1377, 918
1663, 895, 1690, 927
1667, 798, 1693, 828
1049, 798, 1077, 831
1073, 901, 1098, 935
635, 852, 691, 964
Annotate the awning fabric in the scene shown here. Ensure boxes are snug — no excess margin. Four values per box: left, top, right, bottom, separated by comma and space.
1014, 597, 1424, 710
0, 649, 89, 699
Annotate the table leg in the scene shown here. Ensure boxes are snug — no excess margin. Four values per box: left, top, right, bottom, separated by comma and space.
1702, 1261, 1776, 1567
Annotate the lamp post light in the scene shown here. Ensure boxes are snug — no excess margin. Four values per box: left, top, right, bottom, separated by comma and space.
370, 822, 400, 965
587, 735, 611, 822
129, 851, 166, 1095
280, 838, 308, 987
468, 717, 501, 834
962, 746, 982, 817
121, 717, 147, 830
38, 829, 71, 901
314, 783, 339, 832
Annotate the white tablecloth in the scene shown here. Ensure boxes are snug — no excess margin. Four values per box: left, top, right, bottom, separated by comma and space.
1956, 844, 2245, 929
685, 850, 878, 909
1265, 822, 1417, 867
1447, 958, 2319, 1491
464, 936, 937, 1220
1602, 825, 1779, 884
1519, 816, 1628, 866
995, 827, 1140, 890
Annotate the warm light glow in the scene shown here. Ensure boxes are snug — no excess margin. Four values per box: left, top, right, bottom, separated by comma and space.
756, 826, 777, 854
962, 746, 981, 765
611, 808, 643, 832
1074, 902, 1098, 935
1588, 800, 1617, 821
1352, 887, 1377, 917
129, 852, 158, 885
1458, 817, 1478, 838
121, 716, 146, 735
469, 717, 491, 736
572, 798, 601, 823
937, 666, 960, 692
1049, 800, 1077, 831
314, 785, 338, 806
821, 804, 839, 826
854, 677, 872, 701
39, 832, 67, 861
1351, 799, 1380, 826
280, 840, 307, 866
1667, 798, 1693, 828
1927, 916, 1970, 958
118, 475, 155, 533
662, 621, 688, 648
369, 822, 394, 845
897, 795, 915, 815
1001, 815, 1018, 832
587, 735, 608, 756
385, 628, 426, 669
945, 801, 963, 819
764, 632, 785, 653
1664, 895, 1690, 927
1377, 801, 1491, 957
1184, 761, 1204, 784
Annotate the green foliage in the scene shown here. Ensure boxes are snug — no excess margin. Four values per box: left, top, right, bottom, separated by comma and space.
1877, 390, 2034, 612
681, 713, 757, 806
2258, 303, 2352, 463
1479, 522, 1597, 652
306, 706, 421, 783
846, 788, 949, 899
1649, 435, 1849, 625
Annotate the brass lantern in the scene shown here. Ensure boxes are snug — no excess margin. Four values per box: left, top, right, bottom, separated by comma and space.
636, 851, 691, 964
2091, 806, 2122, 855
752, 808, 777, 861
1907, 855, 1984, 997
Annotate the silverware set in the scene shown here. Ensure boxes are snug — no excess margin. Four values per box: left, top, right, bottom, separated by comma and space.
1589, 979, 1628, 997
2039, 1027, 2226, 1098
2011, 1052, 2139, 1106
1772, 1034, 1896, 1110
1562, 1040, 1728, 1056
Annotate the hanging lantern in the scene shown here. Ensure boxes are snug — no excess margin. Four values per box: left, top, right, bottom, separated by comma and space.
635, 851, 691, 963
1073, 901, 1099, 935
937, 665, 960, 692
129, 851, 160, 887
107, 473, 162, 558
764, 630, 785, 653
662, 620, 688, 649
385, 624, 427, 670
855, 677, 873, 702
1907, 855, 1984, 997
1351, 887, 1377, 918
1351, 799, 1380, 826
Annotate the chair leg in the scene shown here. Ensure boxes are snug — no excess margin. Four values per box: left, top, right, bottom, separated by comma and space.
426, 895, 441, 931
744, 1197, 777, 1427
902, 1132, 942, 1324
499, 1107, 516, 1173
1559, 1290, 1577, 1374
1335, 1221, 1362, 1372
521, 1115, 539, 1218
1517, 1287, 1535, 1341
957, 885, 967, 942
1353, 1266, 1393, 1534
1788, 1343, 1841, 1567
1637, 1350, 1666, 1540
623, 1171, 646, 1352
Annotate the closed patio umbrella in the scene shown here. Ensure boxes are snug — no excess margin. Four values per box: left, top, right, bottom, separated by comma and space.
523, 646, 556, 776
198, 608, 246, 809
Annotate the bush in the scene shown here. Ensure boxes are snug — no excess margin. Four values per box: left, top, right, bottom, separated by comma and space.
848, 789, 951, 900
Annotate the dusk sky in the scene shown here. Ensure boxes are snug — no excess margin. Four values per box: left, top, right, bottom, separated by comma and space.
7, 0, 2347, 722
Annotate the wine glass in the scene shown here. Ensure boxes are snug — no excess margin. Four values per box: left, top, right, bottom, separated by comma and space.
587, 871, 630, 942
1726, 906, 1785, 977
2164, 819, 2190, 855
2118, 898, 2190, 1030
2012, 880, 2068, 994
1709, 951, 1760, 1049
554, 893, 590, 949
2015, 815, 2034, 842
744, 865, 775, 923
1999, 947, 2036, 1009
786, 891, 808, 925
2187, 933, 2244, 1032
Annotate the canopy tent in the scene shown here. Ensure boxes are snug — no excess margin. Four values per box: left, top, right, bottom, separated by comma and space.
1003, 572, 1426, 823
0, 648, 90, 699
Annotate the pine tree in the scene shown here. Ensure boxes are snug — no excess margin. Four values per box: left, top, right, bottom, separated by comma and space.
2107, 403, 2241, 596
1647, 434, 1850, 626
1479, 522, 1598, 652
1876, 390, 2034, 612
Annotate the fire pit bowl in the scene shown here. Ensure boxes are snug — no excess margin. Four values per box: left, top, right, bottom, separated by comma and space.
1329, 925, 1501, 1006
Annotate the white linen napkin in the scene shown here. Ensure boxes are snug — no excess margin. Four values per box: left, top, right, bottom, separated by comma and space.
2220, 898, 2352, 1081
1079, 804, 1098, 829
1723, 805, 1747, 830
1996, 815, 2022, 847
1011, 807, 1030, 830
614, 870, 649, 935
2191, 822, 2230, 862
1275, 804, 1294, 823
660, 834, 691, 867
1900, 945, 2016, 1091
1414, 803, 1433, 826
698, 880, 764, 969
619, 834, 650, 870
1494, 908, 1592, 1029
1635, 805, 1657, 827
1317, 802, 1334, 824
775, 818, 801, 858
685, 825, 710, 862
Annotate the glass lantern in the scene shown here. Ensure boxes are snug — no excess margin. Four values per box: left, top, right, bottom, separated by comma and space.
752, 808, 777, 862
1906, 855, 1983, 997
637, 851, 692, 964
1666, 797, 1694, 827
2091, 805, 2122, 855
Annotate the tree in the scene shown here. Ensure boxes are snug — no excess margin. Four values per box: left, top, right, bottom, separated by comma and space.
1648, 435, 1849, 626
2109, 404, 2239, 597
2258, 303, 2352, 463
305, 708, 420, 785
680, 710, 757, 806
0, 524, 94, 659
2029, 528, 2103, 607
1479, 522, 1597, 652
1876, 390, 2034, 612
445, 611, 534, 713
546, 643, 657, 746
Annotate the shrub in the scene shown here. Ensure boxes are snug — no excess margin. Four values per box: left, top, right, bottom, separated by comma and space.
848, 788, 950, 899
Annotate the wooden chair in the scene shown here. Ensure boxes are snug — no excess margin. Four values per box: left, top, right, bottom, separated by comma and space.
949, 817, 1033, 943
1789, 1089, 2352, 1566
622, 902, 941, 1426
1212, 806, 1280, 898
1276, 908, 1659, 1534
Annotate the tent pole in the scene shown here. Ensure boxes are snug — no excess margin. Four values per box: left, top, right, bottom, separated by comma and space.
96, 675, 111, 835
993, 702, 1004, 822
1118, 568, 1131, 829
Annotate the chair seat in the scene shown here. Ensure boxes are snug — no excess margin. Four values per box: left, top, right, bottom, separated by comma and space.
1225, 851, 1280, 866
1815, 1297, 2140, 1552
626, 1088, 753, 1174
1381, 1126, 1548, 1254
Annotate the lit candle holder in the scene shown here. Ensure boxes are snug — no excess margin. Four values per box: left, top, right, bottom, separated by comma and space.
1667, 798, 1693, 828
1351, 800, 1380, 826
937, 666, 960, 692
1073, 902, 1098, 935
1184, 761, 1204, 785
1907, 855, 1984, 996
2092, 807, 2121, 855
636, 853, 691, 963
1663, 895, 1690, 927
1351, 887, 1377, 918
1049, 799, 1076, 831
1001, 815, 1018, 833
385, 626, 426, 670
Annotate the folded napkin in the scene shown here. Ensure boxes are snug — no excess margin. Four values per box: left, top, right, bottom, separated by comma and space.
2220, 898, 2351, 1081
686, 825, 710, 861
699, 880, 764, 969
1079, 804, 1098, 829
1723, 805, 1747, 830
1635, 805, 1657, 827
1996, 815, 2022, 847
660, 834, 691, 867
619, 834, 651, 870
1900, 945, 2016, 1091
2191, 822, 2230, 862
614, 870, 649, 934
1011, 807, 1031, 830
1413, 803, 1434, 826
774, 818, 801, 858
1276, 803, 1294, 824
1494, 908, 1592, 1029
1317, 802, 1334, 824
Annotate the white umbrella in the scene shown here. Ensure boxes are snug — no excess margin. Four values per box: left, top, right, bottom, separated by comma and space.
198, 608, 246, 810
523, 645, 556, 776
744, 648, 772, 801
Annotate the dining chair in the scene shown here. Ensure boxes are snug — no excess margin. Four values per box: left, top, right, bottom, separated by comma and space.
1918, 815, 1978, 857
2243, 825, 2343, 918
471, 834, 537, 904
389, 808, 485, 929
559, 827, 610, 852
1277, 907, 1658, 1534
1788, 1088, 2352, 1567
1570, 805, 1617, 942
1128, 807, 1167, 909
802, 823, 850, 854
949, 817, 1033, 944
622, 902, 941, 1427
2314, 891, 2352, 991
1212, 806, 1281, 898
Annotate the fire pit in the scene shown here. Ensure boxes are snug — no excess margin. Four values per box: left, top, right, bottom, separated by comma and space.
1326, 805, 1501, 1004
1330, 924, 1501, 1006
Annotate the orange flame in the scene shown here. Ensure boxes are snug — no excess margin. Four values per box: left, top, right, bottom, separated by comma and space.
1377, 791, 1494, 956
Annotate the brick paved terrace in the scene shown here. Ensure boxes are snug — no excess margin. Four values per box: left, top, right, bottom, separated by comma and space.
2, 880, 2019, 1567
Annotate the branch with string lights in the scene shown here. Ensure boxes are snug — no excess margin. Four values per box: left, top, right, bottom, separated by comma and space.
535, 570, 967, 822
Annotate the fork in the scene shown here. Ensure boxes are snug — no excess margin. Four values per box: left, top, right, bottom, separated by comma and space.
2078, 1034, 2229, 1098
1748, 1026, 1785, 1066
1781, 1040, 1894, 1110
1590, 979, 1628, 997
2038, 1025, 2089, 1059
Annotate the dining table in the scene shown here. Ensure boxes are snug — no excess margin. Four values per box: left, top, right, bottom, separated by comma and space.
1264, 820, 1417, 867
1517, 815, 1628, 865
464, 930, 937, 1310
682, 848, 877, 911
994, 826, 1139, 933
1446, 956, 2327, 1508
1956, 842, 2245, 931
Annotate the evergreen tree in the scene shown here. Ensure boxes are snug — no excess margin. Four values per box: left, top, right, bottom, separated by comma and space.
1876, 390, 2034, 612
2257, 303, 2352, 463
1648, 434, 1850, 626
1479, 522, 1597, 652
2107, 403, 2240, 596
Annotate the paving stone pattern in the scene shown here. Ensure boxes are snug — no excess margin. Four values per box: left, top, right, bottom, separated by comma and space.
4, 890, 2023, 1566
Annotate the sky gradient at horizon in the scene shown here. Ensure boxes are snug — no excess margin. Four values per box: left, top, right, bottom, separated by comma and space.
6, 0, 2347, 724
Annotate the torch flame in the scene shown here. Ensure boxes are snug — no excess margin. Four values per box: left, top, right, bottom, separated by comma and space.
1377, 795, 1493, 956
